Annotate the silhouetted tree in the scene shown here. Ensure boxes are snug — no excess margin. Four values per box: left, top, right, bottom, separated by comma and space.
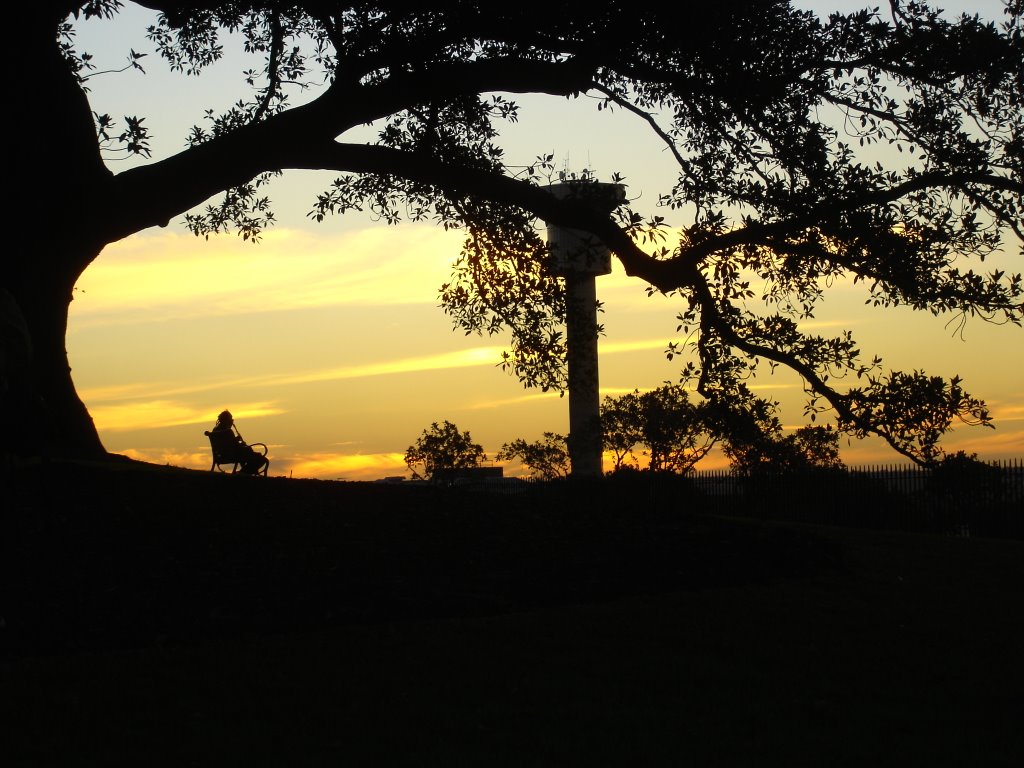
928, 450, 1004, 505
714, 394, 845, 475
404, 420, 486, 481
790, 425, 844, 470
602, 384, 716, 474
12, 1, 1022, 461
496, 432, 570, 480
601, 390, 646, 472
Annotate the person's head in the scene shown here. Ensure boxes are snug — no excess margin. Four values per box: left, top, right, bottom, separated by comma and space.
216, 410, 233, 428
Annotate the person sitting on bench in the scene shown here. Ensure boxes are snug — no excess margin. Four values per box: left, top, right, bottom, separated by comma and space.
206, 410, 269, 476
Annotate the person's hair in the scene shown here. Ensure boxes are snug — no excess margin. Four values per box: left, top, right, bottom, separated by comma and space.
217, 410, 232, 425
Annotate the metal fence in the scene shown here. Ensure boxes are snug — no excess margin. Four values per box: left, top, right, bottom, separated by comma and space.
445, 458, 1023, 539
688, 458, 1023, 539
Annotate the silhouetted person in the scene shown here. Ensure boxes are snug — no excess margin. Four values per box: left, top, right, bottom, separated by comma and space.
207, 409, 269, 476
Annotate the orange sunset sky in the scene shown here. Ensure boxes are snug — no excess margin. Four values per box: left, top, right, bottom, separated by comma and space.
66, 1, 1023, 480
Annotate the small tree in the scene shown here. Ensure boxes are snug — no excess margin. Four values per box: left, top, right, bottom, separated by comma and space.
929, 450, 1003, 506
714, 394, 845, 475
496, 432, 570, 480
601, 384, 716, 474
642, 385, 718, 474
404, 421, 486, 481
600, 390, 645, 471
790, 425, 844, 471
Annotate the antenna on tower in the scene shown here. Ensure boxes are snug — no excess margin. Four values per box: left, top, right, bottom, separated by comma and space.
558, 152, 601, 183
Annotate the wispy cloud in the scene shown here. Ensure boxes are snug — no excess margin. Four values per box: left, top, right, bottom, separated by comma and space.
91, 400, 284, 432
71, 226, 465, 327
989, 402, 1024, 422
749, 382, 802, 391
600, 338, 670, 354
466, 378, 807, 411
72, 226, 868, 331
80, 346, 512, 408
944, 426, 1024, 456
280, 452, 409, 481
467, 391, 564, 410
266, 346, 507, 385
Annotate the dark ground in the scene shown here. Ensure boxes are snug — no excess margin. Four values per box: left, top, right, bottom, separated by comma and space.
2, 458, 1023, 766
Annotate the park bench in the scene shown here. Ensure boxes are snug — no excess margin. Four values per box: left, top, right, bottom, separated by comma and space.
204, 428, 269, 476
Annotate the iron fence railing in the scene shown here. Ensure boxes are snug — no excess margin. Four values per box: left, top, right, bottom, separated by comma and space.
444, 459, 1023, 539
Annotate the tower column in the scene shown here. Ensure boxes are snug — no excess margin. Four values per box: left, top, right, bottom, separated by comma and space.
544, 181, 626, 479
564, 270, 602, 477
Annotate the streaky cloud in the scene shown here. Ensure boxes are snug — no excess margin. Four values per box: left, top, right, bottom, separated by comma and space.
283, 452, 409, 481
91, 400, 284, 432
82, 346, 511, 408
70, 226, 465, 327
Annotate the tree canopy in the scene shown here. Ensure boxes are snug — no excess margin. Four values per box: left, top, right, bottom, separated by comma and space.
404, 420, 486, 480
496, 432, 570, 480
7, 0, 1022, 464
601, 385, 718, 474
716, 405, 846, 475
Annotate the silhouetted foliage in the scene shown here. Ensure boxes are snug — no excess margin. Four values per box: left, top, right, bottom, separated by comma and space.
404, 420, 486, 481
928, 449, 1005, 504
496, 432, 570, 480
13, 1, 1022, 461
710, 394, 845, 475
601, 384, 716, 474
789, 425, 845, 470
600, 390, 646, 472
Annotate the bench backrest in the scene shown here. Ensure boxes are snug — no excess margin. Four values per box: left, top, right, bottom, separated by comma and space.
206, 429, 244, 462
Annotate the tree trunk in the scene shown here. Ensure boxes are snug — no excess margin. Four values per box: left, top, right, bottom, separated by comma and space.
3, 7, 114, 460
4, 257, 106, 460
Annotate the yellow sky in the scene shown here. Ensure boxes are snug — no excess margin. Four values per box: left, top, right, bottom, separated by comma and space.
68, 223, 1024, 481
66, 1, 1023, 480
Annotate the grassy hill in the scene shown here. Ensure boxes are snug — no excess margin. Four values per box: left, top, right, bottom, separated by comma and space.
3, 458, 1022, 765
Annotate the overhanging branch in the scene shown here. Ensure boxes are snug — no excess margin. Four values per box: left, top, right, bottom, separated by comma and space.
689, 279, 928, 464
